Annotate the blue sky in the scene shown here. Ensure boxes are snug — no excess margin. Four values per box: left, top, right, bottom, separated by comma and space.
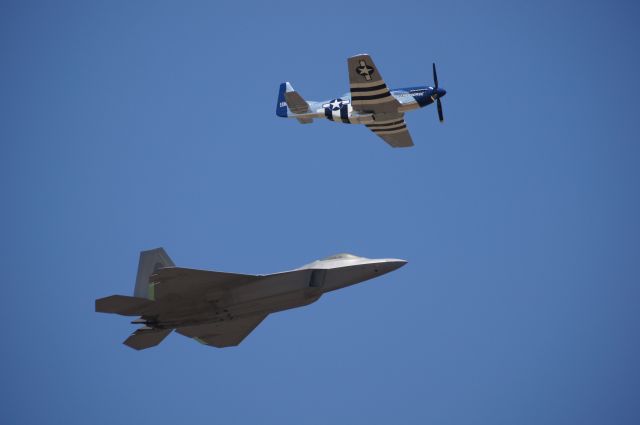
1, 1, 639, 424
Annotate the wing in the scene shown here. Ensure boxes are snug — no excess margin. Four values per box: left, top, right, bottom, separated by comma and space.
365, 114, 414, 148
149, 267, 260, 301
176, 314, 268, 348
348, 54, 400, 114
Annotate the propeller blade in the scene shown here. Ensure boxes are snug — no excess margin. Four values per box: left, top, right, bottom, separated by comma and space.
432, 62, 439, 89
437, 98, 444, 122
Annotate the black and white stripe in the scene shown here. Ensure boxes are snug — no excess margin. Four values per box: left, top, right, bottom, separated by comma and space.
350, 80, 396, 107
339, 105, 351, 123
365, 118, 407, 135
324, 107, 335, 122
324, 102, 352, 124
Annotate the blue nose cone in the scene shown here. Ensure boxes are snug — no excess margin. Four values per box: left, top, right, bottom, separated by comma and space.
437, 87, 447, 97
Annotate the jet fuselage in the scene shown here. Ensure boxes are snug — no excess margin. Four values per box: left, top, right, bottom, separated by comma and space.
147, 255, 406, 329
96, 250, 407, 349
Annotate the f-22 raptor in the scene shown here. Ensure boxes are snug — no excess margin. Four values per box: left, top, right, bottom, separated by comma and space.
277, 53, 446, 148
96, 248, 407, 350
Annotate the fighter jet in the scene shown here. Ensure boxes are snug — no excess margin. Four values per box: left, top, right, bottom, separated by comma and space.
276, 53, 447, 148
96, 248, 407, 350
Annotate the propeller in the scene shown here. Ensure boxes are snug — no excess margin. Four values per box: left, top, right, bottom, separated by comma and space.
432, 62, 444, 123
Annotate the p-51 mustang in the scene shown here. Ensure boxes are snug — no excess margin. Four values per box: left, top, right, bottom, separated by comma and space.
276, 53, 446, 148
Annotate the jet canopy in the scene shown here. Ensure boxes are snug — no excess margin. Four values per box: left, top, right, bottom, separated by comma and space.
320, 253, 361, 261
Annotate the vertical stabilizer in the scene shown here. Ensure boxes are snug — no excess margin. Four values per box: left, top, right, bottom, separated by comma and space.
134, 248, 175, 299
276, 82, 289, 117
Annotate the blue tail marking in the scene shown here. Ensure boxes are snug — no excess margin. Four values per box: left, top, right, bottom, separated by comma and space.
276, 83, 288, 117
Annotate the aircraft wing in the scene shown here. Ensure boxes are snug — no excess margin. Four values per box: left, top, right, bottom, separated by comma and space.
150, 267, 260, 301
176, 314, 268, 348
348, 54, 400, 114
365, 114, 414, 148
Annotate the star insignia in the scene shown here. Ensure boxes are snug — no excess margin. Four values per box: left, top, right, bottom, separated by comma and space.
356, 60, 375, 80
330, 99, 343, 110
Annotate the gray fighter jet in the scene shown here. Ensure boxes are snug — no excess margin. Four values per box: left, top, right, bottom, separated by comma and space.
96, 248, 407, 350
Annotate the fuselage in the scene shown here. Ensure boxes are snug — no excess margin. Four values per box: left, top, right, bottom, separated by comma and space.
281, 86, 446, 124
153, 254, 407, 328
96, 249, 408, 349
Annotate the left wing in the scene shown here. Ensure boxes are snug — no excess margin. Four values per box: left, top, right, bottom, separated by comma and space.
149, 267, 260, 301
348, 54, 400, 114
176, 314, 268, 348
365, 114, 414, 148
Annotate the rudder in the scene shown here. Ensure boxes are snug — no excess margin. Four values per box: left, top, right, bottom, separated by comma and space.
276, 82, 288, 117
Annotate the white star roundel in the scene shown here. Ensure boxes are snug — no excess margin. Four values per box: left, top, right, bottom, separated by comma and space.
330, 99, 343, 110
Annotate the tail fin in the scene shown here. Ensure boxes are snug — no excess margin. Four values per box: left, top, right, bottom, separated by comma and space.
276, 82, 289, 117
277, 82, 312, 118
134, 248, 175, 299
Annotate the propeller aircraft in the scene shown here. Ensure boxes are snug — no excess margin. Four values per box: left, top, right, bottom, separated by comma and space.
276, 53, 446, 148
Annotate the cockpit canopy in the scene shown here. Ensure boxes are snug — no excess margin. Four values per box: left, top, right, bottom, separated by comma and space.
321, 253, 361, 261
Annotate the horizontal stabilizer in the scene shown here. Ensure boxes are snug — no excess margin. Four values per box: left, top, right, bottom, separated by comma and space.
284, 90, 310, 114
95, 295, 155, 316
124, 327, 172, 350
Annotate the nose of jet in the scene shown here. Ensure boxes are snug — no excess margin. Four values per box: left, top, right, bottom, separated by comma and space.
437, 87, 446, 97
380, 259, 408, 273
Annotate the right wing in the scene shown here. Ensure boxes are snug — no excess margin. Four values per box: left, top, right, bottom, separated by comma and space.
176, 314, 268, 348
348, 54, 400, 114
365, 114, 414, 148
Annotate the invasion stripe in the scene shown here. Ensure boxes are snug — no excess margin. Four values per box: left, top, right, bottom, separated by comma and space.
350, 80, 386, 89
366, 119, 405, 128
373, 127, 408, 135
368, 117, 406, 125
324, 107, 334, 121
350, 83, 387, 93
350, 87, 390, 97
340, 105, 350, 123
369, 124, 407, 133
351, 92, 392, 101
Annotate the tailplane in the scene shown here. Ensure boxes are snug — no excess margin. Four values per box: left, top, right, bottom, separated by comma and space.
124, 327, 172, 350
96, 247, 176, 350
276, 82, 313, 123
95, 294, 155, 316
